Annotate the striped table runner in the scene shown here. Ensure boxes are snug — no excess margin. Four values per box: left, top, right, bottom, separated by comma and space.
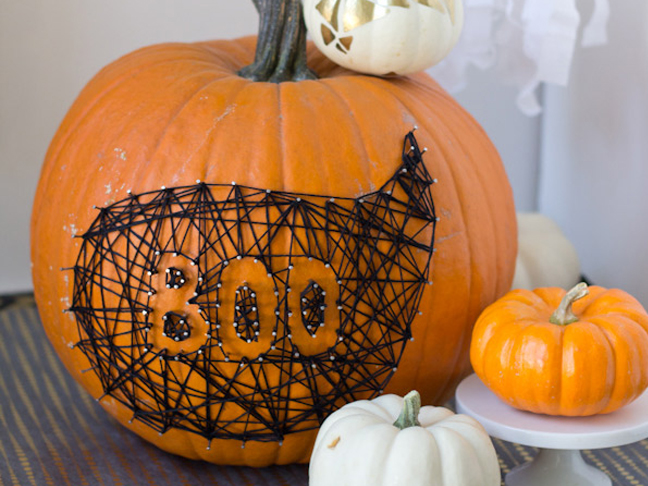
1, 301, 648, 485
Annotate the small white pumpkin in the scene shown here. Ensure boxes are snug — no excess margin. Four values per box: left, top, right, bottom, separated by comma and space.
512, 212, 581, 291
302, 0, 464, 76
309, 391, 500, 486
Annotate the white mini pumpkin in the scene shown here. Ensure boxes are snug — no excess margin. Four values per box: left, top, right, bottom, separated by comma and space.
302, 0, 464, 76
512, 212, 581, 291
309, 391, 500, 486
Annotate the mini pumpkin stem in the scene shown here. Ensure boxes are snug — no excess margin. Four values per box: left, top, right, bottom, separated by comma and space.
549, 282, 589, 326
393, 390, 421, 430
239, 0, 317, 82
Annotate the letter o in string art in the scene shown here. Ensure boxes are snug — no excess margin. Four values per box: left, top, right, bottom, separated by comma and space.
69, 132, 437, 444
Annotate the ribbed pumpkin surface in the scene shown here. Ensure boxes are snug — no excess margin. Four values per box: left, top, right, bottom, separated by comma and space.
31, 36, 516, 465
471, 286, 648, 416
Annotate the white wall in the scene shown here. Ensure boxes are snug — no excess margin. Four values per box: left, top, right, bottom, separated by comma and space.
539, 0, 648, 305
453, 73, 542, 212
0, 1, 540, 294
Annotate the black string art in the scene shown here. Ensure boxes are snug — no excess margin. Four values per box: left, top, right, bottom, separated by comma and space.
69, 131, 437, 445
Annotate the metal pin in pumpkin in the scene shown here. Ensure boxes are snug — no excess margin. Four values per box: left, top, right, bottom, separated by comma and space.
470, 283, 648, 416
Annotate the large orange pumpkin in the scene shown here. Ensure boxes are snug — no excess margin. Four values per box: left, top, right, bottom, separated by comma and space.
31, 2, 516, 467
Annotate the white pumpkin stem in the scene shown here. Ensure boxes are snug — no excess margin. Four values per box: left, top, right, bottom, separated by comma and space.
549, 282, 589, 326
393, 390, 421, 430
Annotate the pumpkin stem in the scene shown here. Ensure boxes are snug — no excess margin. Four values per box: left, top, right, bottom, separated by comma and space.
239, 0, 317, 82
393, 390, 421, 430
549, 282, 589, 326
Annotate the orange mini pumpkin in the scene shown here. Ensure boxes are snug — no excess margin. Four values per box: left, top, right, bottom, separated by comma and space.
31, 0, 516, 466
471, 283, 648, 416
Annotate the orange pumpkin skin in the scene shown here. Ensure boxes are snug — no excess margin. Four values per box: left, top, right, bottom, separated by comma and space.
470, 286, 648, 416
31, 36, 516, 465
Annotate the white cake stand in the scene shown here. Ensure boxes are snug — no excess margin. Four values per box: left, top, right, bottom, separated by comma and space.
455, 374, 648, 486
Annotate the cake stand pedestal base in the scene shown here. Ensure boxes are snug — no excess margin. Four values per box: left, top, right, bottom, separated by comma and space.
505, 449, 610, 486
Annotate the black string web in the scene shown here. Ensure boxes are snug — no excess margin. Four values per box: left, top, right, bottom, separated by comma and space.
69, 131, 437, 445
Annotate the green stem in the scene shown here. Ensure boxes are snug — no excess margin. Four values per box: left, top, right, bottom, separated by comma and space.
238, 0, 317, 82
549, 282, 589, 326
393, 390, 421, 430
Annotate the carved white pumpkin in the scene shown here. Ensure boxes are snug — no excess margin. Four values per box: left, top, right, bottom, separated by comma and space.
302, 0, 464, 75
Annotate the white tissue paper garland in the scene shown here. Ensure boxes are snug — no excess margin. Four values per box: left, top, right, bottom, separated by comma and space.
428, 0, 610, 116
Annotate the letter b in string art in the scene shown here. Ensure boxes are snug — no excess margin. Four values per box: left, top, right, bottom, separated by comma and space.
69, 131, 437, 444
